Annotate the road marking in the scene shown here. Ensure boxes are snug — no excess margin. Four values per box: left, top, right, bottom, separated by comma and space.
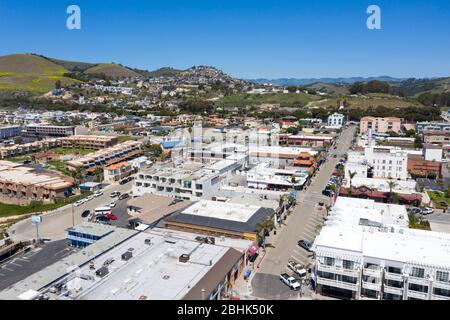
2, 267, 14, 272
0, 273, 5, 276
10, 262, 22, 267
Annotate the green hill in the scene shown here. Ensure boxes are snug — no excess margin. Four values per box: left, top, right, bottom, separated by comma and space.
46, 57, 96, 72
0, 54, 80, 92
84, 63, 141, 79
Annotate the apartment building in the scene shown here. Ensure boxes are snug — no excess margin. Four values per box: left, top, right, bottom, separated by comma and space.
25, 125, 75, 137
359, 116, 402, 135
312, 197, 450, 300
0, 138, 62, 159
0, 126, 21, 140
345, 146, 411, 180
246, 162, 308, 191
278, 133, 334, 148
133, 165, 221, 201
60, 135, 118, 149
66, 141, 142, 173
416, 121, 450, 135
249, 145, 317, 168
103, 161, 133, 183
0, 161, 73, 204
327, 113, 345, 127
423, 130, 450, 145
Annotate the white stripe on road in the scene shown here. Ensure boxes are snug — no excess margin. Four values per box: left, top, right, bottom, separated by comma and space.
10, 262, 22, 267
2, 267, 14, 272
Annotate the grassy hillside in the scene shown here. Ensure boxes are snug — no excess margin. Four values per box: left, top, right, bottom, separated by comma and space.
84, 63, 141, 79
0, 54, 80, 92
46, 57, 96, 72
311, 94, 424, 110
306, 82, 349, 96
218, 92, 322, 108
389, 77, 450, 97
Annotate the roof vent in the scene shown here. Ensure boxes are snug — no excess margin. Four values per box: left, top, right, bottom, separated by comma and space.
179, 254, 190, 263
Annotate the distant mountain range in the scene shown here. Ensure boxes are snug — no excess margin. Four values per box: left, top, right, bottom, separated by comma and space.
248, 76, 406, 86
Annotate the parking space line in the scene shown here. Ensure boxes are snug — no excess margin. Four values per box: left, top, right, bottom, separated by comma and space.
2, 267, 14, 272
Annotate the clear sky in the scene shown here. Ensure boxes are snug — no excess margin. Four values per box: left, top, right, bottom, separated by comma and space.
0, 0, 449, 79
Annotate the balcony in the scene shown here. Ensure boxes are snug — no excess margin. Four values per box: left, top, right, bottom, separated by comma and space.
383, 286, 404, 296
430, 294, 450, 301
363, 268, 382, 278
317, 277, 358, 292
384, 272, 403, 282
408, 276, 429, 286
362, 281, 381, 291
432, 281, 450, 290
317, 264, 360, 277
407, 290, 428, 300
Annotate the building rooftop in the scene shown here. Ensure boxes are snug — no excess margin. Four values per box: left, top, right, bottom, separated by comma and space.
166, 200, 275, 234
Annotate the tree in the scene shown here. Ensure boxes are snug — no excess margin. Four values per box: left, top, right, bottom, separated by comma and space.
387, 179, 398, 203
255, 218, 275, 250
348, 170, 357, 189
54, 80, 62, 90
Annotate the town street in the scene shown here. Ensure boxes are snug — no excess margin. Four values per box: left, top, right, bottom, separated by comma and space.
7, 181, 134, 242
250, 125, 357, 299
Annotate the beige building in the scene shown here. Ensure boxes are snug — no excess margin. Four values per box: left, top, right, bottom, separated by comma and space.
60, 135, 117, 150
360, 116, 402, 134
103, 161, 133, 183
0, 161, 73, 204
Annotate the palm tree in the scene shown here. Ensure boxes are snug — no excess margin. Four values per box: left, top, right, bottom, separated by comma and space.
70, 168, 84, 186
348, 170, 357, 189
387, 179, 398, 203
255, 218, 275, 250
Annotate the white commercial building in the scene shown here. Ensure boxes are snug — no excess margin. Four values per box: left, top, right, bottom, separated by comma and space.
327, 113, 345, 128
345, 146, 413, 180
133, 164, 220, 201
312, 197, 450, 300
246, 163, 308, 191
249, 145, 317, 167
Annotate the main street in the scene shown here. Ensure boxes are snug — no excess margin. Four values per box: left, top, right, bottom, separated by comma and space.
251, 125, 357, 299
7, 181, 134, 242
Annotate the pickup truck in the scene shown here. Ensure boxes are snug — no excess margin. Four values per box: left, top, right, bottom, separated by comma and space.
280, 273, 301, 290
287, 261, 307, 278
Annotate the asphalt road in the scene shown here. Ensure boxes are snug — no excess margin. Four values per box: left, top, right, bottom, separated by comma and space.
426, 211, 450, 233
251, 125, 357, 299
8, 181, 134, 242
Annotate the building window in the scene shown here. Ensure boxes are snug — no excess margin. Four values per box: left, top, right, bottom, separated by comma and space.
410, 267, 425, 278
343, 260, 354, 270
386, 279, 403, 288
433, 287, 450, 297
387, 266, 402, 274
342, 275, 357, 284
408, 283, 428, 293
324, 257, 335, 266
436, 271, 449, 283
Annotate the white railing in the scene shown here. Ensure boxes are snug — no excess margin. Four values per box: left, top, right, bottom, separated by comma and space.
430, 294, 450, 301
362, 281, 381, 291
407, 276, 429, 286
432, 281, 450, 290
383, 285, 404, 296
317, 277, 358, 291
363, 268, 382, 278
384, 272, 403, 282
317, 264, 359, 277
406, 290, 428, 300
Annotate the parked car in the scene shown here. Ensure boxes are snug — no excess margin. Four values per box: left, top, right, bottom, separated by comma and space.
118, 193, 129, 200
119, 177, 132, 185
94, 191, 103, 197
421, 207, 434, 215
105, 213, 118, 221
74, 200, 84, 207
109, 201, 116, 208
407, 207, 422, 215
280, 273, 301, 290
95, 215, 110, 223
86, 195, 95, 201
81, 210, 91, 218
298, 240, 312, 252
322, 189, 333, 197
110, 191, 121, 198
287, 261, 307, 278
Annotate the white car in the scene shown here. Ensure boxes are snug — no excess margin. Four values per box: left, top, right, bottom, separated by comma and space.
280, 273, 301, 290
94, 191, 103, 197
109, 202, 116, 208
86, 195, 95, 201
421, 207, 434, 215
74, 200, 84, 207
287, 261, 307, 278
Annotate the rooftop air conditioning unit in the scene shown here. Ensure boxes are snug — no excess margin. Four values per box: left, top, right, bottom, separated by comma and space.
179, 254, 190, 263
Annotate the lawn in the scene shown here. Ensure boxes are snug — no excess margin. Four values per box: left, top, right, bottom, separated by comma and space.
116, 135, 138, 143
52, 147, 96, 155
48, 161, 68, 174
408, 213, 431, 231
8, 156, 32, 163
0, 192, 92, 218
426, 190, 450, 209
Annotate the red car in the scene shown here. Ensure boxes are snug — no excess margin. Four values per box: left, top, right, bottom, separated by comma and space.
106, 213, 118, 221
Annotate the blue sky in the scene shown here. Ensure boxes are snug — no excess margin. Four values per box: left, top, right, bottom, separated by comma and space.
0, 0, 449, 78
